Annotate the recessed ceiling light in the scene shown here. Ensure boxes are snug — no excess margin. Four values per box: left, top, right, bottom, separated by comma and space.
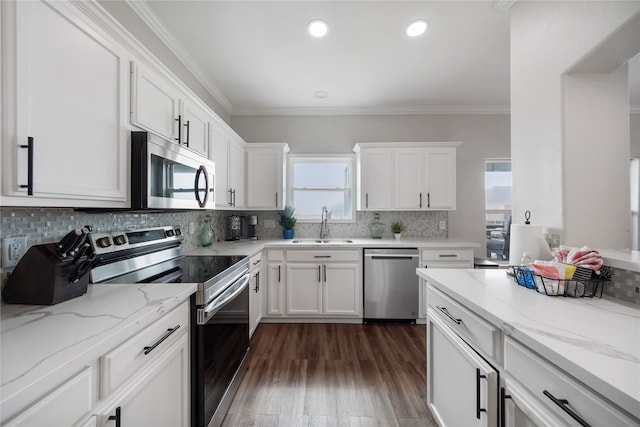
308, 19, 328, 38
406, 20, 428, 37
314, 90, 329, 99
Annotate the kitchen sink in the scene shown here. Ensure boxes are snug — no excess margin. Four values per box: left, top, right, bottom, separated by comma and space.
291, 239, 354, 244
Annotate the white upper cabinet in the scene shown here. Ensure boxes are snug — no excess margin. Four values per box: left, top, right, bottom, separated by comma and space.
354, 142, 460, 211
131, 61, 181, 143
180, 98, 211, 159
357, 148, 394, 210
246, 143, 289, 210
1, 0, 129, 207
131, 61, 213, 159
424, 147, 457, 210
211, 124, 246, 209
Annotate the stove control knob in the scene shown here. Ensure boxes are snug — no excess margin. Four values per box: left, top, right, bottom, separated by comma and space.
175, 228, 182, 236
113, 235, 126, 245
96, 237, 111, 248
166, 229, 175, 237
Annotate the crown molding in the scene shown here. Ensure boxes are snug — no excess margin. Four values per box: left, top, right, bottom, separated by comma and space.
231, 105, 512, 117
126, 0, 233, 114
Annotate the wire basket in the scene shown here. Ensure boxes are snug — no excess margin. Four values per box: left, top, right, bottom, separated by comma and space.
509, 266, 610, 298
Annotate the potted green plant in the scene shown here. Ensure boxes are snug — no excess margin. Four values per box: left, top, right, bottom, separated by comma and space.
279, 205, 297, 239
391, 221, 405, 239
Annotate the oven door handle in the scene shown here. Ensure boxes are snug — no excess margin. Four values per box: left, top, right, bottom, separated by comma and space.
201, 272, 250, 322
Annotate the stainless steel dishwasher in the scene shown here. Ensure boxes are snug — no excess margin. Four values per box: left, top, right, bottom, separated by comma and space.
364, 248, 419, 321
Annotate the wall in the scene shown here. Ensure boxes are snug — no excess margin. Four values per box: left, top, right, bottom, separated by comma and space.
510, 2, 640, 246
632, 113, 640, 158
232, 114, 511, 257
97, 0, 230, 123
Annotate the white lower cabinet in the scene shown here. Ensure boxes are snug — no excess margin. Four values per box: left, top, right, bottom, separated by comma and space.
3, 367, 93, 427
263, 249, 362, 320
97, 334, 190, 427
427, 308, 498, 427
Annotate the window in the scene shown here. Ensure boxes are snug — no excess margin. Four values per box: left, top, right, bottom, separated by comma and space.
485, 160, 512, 260
287, 155, 355, 222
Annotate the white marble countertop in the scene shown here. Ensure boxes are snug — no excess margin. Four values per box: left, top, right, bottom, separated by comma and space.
0, 282, 197, 422
185, 237, 479, 257
417, 268, 640, 420
599, 249, 640, 272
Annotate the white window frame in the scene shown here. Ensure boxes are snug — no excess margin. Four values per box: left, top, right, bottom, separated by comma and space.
287, 154, 356, 223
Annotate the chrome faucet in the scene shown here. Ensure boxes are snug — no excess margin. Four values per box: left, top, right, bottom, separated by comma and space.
320, 206, 330, 239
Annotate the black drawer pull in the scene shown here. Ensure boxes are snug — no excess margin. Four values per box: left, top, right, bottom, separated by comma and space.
476, 368, 487, 419
543, 390, 591, 427
314, 255, 332, 258
439, 254, 458, 258
436, 305, 462, 324
143, 325, 180, 355
20, 137, 34, 195
108, 406, 121, 427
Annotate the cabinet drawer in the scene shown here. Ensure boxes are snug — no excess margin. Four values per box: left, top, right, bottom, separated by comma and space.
421, 248, 473, 264
286, 250, 361, 262
267, 249, 284, 262
5, 367, 92, 427
504, 337, 638, 427
100, 301, 189, 397
427, 284, 499, 360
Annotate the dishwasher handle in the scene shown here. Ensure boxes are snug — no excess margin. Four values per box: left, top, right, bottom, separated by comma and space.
365, 254, 419, 260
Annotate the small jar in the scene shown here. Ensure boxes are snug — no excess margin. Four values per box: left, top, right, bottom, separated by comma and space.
198, 214, 215, 247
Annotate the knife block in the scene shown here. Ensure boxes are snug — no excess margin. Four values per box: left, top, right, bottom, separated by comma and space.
2, 243, 90, 305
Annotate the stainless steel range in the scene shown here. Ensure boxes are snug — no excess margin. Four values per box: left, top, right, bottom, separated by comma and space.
89, 226, 250, 427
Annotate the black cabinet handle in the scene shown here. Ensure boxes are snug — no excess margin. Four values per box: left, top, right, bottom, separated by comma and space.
323, 264, 327, 282
314, 255, 332, 259
175, 115, 182, 143
278, 265, 281, 283
365, 193, 369, 209
275, 192, 278, 208
419, 192, 422, 208
318, 265, 321, 282
183, 120, 190, 147
233, 189, 236, 207
427, 192, 430, 208
543, 390, 591, 427
500, 387, 512, 427
108, 406, 121, 427
476, 368, 487, 419
20, 137, 34, 195
439, 254, 458, 258
143, 325, 180, 355
436, 306, 462, 324
256, 271, 260, 291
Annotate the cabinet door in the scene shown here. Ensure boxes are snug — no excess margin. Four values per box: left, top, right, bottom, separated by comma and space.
285, 263, 322, 316
265, 263, 285, 316
131, 62, 180, 143
424, 148, 456, 210
6, 0, 128, 204
228, 138, 246, 208
246, 149, 283, 209
427, 309, 498, 427
211, 126, 231, 206
249, 268, 263, 338
360, 150, 394, 210
418, 278, 428, 320
323, 263, 361, 317
180, 99, 211, 159
100, 334, 189, 427
394, 149, 423, 209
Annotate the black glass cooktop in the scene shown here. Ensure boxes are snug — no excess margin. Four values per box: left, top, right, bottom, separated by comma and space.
177, 255, 247, 284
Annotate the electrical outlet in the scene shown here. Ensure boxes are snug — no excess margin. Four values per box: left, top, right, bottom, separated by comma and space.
439, 220, 447, 230
2, 236, 28, 268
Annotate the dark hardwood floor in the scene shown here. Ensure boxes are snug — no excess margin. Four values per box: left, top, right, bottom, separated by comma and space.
222, 323, 437, 427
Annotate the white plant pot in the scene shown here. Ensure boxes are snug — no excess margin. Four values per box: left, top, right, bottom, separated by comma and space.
394, 233, 401, 239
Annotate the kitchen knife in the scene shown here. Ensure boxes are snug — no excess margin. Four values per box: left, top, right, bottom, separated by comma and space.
69, 228, 90, 257
57, 229, 82, 257
72, 242, 90, 265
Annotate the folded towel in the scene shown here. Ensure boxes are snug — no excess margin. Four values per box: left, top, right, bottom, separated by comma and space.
553, 245, 602, 272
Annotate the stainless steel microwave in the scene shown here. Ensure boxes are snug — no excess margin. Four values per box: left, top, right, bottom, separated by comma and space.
131, 131, 215, 210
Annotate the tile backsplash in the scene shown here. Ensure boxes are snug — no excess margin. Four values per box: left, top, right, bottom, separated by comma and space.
1, 207, 447, 285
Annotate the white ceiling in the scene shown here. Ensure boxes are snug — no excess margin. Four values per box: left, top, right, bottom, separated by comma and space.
135, 1, 638, 116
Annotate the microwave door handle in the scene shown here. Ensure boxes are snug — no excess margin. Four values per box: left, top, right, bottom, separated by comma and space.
194, 165, 209, 208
